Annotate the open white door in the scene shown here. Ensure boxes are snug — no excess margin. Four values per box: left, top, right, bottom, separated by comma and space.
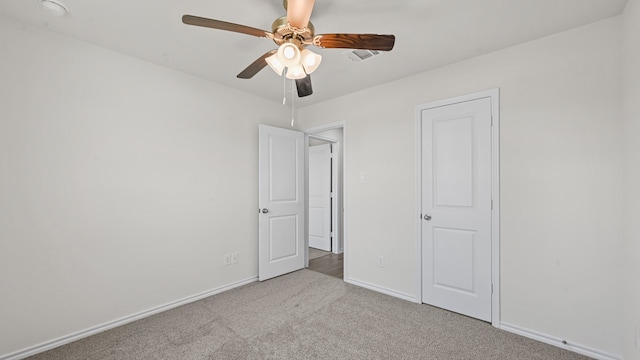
308, 144, 332, 251
420, 97, 493, 322
258, 124, 305, 281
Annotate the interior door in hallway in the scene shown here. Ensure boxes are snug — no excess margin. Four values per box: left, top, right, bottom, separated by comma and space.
420, 97, 493, 322
258, 124, 305, 281
308, 143, 332, 251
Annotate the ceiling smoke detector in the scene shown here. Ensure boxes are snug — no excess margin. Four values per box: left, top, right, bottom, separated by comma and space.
39, 0, 68, 16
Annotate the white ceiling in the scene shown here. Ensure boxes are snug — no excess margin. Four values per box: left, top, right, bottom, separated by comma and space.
0, 0, 628, 106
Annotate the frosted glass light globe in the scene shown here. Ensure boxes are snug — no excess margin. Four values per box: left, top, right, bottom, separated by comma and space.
277, 43, 301, 68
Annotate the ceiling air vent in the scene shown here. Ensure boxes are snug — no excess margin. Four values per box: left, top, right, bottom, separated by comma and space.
343, 49, 382, 63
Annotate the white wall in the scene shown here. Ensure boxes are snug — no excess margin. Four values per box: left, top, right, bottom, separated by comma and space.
298, 18, 625, 357
622, 0, 640, 359
0, 16, 288, 358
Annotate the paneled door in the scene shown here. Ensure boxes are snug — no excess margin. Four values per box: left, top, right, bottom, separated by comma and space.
258, 124, 305, 281
420, 97, 493, 322
308, 144, 332, 251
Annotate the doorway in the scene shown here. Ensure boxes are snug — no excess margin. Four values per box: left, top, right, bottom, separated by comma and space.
305, 123, 345, 279
257, 122, 346, 282
416, 89, 500, 325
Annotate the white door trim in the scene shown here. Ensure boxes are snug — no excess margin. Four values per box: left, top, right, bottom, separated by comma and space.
330, 141, 341, 254
415, 89, 500, 326
304, 121, 347, 279
308, 134, 338, 143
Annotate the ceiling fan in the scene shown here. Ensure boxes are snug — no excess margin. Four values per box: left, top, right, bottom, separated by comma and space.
182, 0, 395, 97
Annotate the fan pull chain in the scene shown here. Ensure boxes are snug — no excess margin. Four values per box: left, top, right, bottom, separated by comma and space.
291, 83, 295, 127
280, 71, 295, 127
282, 72, 287, 105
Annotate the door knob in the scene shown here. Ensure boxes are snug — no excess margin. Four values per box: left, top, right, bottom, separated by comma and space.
261, 208, 269, 214
423, 214, 432, 221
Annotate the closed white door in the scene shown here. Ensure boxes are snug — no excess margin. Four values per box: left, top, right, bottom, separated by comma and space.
421, 97, 493, 322
258, 124, 305, 281
308, 144, 332, 251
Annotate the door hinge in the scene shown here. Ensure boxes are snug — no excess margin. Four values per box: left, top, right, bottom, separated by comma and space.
491, 116, 494, 127
330, 192, 334, 198
491, 200, 493, 210
491, 283, 494, 294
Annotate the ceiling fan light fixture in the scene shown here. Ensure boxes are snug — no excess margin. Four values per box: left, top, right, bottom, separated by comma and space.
285, 64, 306, 80
277, 42, 301, 68
300, 49, 322, 74
39, 0, 68, 16
265, 53, 285, 76
181, 1, 396, 96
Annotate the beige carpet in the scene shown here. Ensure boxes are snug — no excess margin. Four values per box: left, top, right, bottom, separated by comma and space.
27, 270, 589, 360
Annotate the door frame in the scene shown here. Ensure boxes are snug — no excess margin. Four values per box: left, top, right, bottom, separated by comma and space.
304, 121, 347, 279
415, 89, 500, 326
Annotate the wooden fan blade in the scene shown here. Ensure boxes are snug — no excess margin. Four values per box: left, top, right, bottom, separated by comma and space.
286, 0, 315, 29
237, 50, 277, 79
295, 75, 313, 97
313, 34, 396, 51
182, 15, 271, 38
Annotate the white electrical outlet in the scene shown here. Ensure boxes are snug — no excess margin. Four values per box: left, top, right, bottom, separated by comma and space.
224, 254, 231, 266
377, 256, 385, 268
231, 252, 239, 264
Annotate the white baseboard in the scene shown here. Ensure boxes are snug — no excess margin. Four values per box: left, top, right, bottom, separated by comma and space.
499, 322, 622, 360
345, 277, 418, 303
1, 276, 258, 360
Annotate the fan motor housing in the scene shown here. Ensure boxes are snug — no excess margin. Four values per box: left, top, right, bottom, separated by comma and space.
271, 16, 315, 47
